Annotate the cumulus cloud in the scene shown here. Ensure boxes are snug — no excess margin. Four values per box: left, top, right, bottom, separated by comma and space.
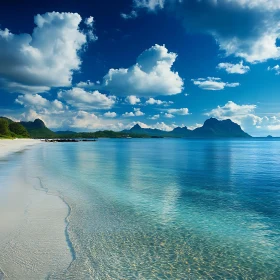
145, 97, 173, 106
76, 80, 97, 89
268, 65, 280, 75
217, 61, 250, 74
125, 95, 141, 105
58, 87, 116, 110
149, 114, 160, 120
167, 108, 190, 115
0, 12, 92, 94
164, 113, 174, 118
122, 108, 145, 117
101, 44, 184, 97
16, 93, 65, 114
267, 116, 280, 130
104, 111, 117, 118
84, 16, 98, 41
192, 77, 240, 90
134, 0, 280, 62
84, 16, 94, 27
152, 121, 178, 131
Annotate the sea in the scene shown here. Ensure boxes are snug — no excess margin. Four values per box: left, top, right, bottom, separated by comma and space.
1, 138, 280, 279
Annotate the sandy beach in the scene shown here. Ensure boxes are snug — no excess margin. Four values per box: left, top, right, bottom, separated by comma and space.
0, 140, 72, 279
0, 139, 42, 159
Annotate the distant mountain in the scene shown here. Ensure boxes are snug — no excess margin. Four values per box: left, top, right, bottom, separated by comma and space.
170, 126, 192, 137
192, 118, 251, 138
124, 118, 251, 138
124, 123, 169, 137
20, 119, 57, 138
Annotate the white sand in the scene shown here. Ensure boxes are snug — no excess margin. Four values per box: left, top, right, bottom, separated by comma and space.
0, 140, 72, 279
0, 139, 41, 159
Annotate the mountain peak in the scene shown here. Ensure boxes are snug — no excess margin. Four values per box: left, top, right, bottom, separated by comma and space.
131, 123, 142, 130
204, 117, 219, 126
34, 119, 46, 128
194, 118, 251, 138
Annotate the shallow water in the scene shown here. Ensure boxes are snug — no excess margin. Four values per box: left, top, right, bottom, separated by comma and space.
2, 139, 280, 279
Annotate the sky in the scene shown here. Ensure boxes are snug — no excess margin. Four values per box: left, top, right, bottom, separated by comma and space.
0, 0, 280, 136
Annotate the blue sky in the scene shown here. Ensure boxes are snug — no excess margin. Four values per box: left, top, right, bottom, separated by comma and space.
1, 0, 280, 136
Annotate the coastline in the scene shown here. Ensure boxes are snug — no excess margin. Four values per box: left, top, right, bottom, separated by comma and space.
0, 139, 42, 159
0, 140, 73, 279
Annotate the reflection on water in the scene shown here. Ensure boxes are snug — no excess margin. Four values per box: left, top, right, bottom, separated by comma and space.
21, 139, 280, 279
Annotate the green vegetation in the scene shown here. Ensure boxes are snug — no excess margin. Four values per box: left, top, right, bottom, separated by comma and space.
0, 117, 30, 139
20, 119, 56, 138
9, 122, 30, 137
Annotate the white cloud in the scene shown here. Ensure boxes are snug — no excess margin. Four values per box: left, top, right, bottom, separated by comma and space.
69, 111, 98, 128
122, 108, 145, 117
121, 10, 138, 19
84, 16, 94, 27
134, 0, 165, 10
192, 77, 240, 90
268, 65, 280, 75
134, 108, 145, 116
16, 93, 65, 114
145, 97, 173, 105
84, 16, 98, 41
104, 111, 117, 118
134, 0, 280, 62
58, 87, 116, 109
125, 95, 141, 105
164, 113, 174, 118
123, 112, 135, 117
206, 101, 256, 119
101, 44, 184, 97
0, 12, 91, 93
76, 80, 97, 89
167, 108, 190, 115
188, 123, 203, 130
149, 114, 160, 120
217, 61, 250, 74
152, 122, 177, 131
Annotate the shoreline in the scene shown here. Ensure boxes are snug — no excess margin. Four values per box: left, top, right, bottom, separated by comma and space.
0, 139, 42, 159
0, 140, 72, 279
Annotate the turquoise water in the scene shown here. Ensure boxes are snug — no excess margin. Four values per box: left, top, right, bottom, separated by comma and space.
4, 139, 280, 279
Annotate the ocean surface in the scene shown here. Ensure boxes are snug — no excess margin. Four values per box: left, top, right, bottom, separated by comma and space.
1, 138, 280, 279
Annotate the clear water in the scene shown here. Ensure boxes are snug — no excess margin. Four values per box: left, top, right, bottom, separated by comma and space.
4, 139, 280, 279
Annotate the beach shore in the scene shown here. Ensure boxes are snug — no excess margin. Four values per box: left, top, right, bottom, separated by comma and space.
0, 139, 42, 159
0, 139, 72, 279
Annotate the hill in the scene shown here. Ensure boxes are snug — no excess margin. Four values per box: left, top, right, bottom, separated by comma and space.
20, 119, 57, 138
0, 117, 30, 138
